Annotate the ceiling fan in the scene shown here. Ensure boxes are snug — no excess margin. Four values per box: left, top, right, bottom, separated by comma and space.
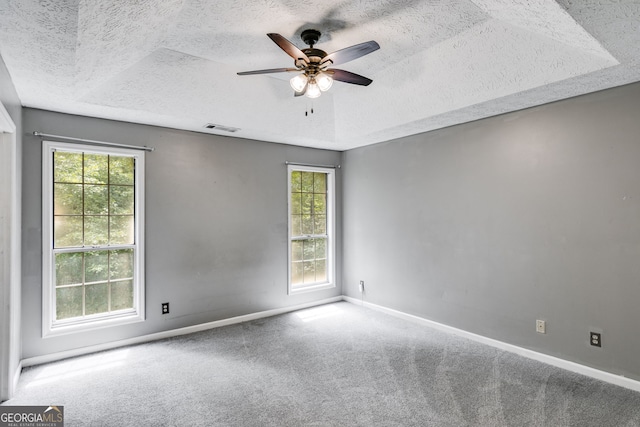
237, 29, 380, 98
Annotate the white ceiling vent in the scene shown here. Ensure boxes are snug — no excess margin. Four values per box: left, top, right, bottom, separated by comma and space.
204, 123, 240, 133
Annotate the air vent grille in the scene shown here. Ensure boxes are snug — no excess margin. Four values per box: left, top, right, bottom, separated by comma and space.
204, 123, 240, 133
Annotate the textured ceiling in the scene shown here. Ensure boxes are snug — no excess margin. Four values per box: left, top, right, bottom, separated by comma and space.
0, 1, 639, 150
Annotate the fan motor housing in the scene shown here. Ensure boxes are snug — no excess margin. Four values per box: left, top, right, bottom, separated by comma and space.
302, 48, 327, 62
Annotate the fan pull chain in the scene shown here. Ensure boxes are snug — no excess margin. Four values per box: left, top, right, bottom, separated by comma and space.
305, 102, 315, 117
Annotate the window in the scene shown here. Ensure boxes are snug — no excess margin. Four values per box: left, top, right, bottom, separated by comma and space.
288, 165, 335, 294
42, 141, 145, 336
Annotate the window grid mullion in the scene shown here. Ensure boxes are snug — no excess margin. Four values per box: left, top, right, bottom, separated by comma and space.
107, 155, 112, 312
81, 251, 86, 317
81, 154, 86, 317
52, 245, 136, 254
291, 234, 327, 240
107, 154, 111, 246
82, 153, 86, 248
107, 249, 111, 312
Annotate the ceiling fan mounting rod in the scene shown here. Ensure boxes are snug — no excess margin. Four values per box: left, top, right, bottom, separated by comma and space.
301, 29, 321, 48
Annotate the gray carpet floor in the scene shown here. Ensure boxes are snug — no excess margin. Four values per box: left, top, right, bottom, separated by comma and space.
4, 302, 640, 426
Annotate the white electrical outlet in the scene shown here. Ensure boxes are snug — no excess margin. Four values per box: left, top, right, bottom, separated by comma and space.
536, 319, 546, 334
359, 280, 364, 293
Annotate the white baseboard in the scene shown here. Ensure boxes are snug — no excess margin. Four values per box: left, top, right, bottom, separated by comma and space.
21, 296, 342, 368
19, 295, 640, 394
342, 296, 640, 393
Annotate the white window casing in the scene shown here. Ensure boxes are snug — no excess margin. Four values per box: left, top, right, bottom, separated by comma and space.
42, 141, 145, 337
287, 164, 335, 294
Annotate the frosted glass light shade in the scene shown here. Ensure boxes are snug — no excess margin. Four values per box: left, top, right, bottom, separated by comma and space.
306, 82, 321, 98
316, 73, 333, 91
290, 74, 308, 92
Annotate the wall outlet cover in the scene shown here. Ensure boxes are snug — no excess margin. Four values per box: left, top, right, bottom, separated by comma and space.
536, 319, 546, 334
590, 332, 601, 347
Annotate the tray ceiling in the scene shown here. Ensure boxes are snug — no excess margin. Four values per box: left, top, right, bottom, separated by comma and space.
0, 1, 639, 150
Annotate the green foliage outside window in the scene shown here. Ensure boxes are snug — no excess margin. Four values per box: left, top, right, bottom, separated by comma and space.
290, 171, 328, 286
53, 151, 136, 320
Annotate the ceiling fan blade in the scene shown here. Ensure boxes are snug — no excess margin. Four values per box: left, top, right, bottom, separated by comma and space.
326, 69, 373, 86
321, 40, 380, 66
267, 33, 310, 64
237, 67, 299, 76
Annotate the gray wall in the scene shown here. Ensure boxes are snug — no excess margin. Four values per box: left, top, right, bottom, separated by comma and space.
0, 53, 22, 400
15, 78, 640, 382
343, 82, 640, 381
22, 108, 342, 359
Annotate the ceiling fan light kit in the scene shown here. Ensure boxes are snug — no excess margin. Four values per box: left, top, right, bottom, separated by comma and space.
238, 29, 379, 98
316, 73, 333, 91
290, 74, 308, 92
305, 80, 322, 98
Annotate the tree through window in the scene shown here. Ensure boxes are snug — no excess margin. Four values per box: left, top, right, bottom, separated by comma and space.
288, 165, 335, 293
43, 141, 145, 336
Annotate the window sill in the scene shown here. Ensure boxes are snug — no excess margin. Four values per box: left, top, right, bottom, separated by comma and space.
289, 282, 335, 295
43, 311, 144, 338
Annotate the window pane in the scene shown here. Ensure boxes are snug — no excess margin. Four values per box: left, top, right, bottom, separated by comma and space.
313, 173, 326, 193
301, 193, 312, 215
303, 261, 316, 284
110, 216, 134, 245
109, 156, 134, 185
84, 154, 108, 184
303, 239, 315, 260
315, 238, 327, 259
291, 241, 303, 261
314, 214, 326, 235
313, 194, 326, 215
110, 185, 134, 215
84, 185, 108, 215
301, 215, 313, 235
54, 216, 83, 248
85, 283, 109, 315
54, 152, 82, 183
291, 171, 302, 192
316, 259, 327, 282
301, 172, 314, 193
110, 249, 134, 280
54, 183, 83, 215
291, 193, 301, 215
85, 216, 108, 246
55, 252, 83, 286
111, 280, 133, 311
56, 286, 83, 320
291, 262, 303, 285
291, 215, 302, 236
85, 251, 109, 283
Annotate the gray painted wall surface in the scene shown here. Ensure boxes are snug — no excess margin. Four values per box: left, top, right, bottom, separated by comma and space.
0, 54, 22, 400
22, 108, 342, 359
343, 82, 640, 381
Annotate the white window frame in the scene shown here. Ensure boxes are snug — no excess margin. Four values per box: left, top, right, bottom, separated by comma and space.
42, 141, 145, 337
287, 165, 335, 294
